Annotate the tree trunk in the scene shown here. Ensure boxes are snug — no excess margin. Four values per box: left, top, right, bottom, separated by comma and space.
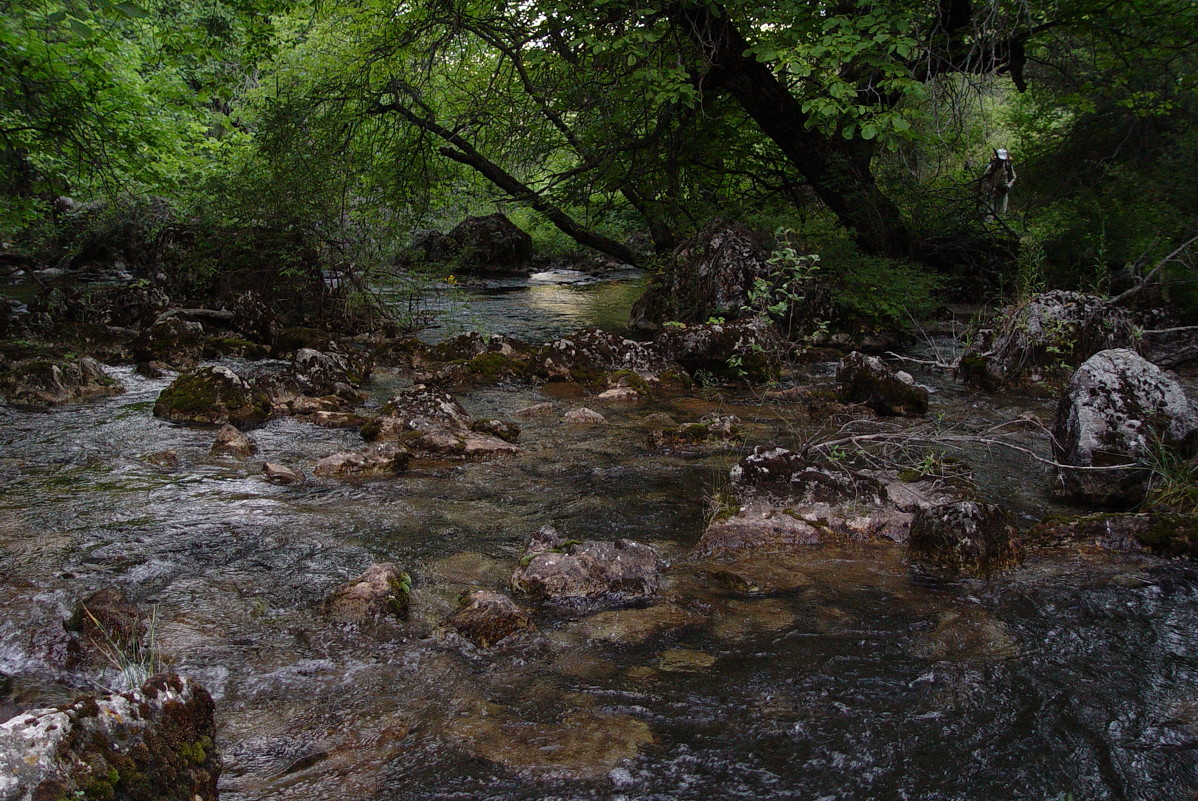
672, 4, 913, 258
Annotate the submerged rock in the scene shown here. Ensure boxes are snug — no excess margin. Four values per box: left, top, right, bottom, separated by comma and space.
325, 563, 411, 624
210, 423, 257, 458
0, 356, 122, 407
445, 590, 534, 647
906, 501, 1023, 578
64, 587, 144, 665
1052, 349, 1198, 505
469, 418, 521, 443
0, 673, 219, 801
563, 407, 606, 425
153, 365, 271, 427
511, 526, 660, 606
1030, 512, 1198, 558
836, 351, 929, 416
960, 290, 1140, 390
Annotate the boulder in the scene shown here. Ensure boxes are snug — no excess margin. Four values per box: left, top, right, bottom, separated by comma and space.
960, 290, 1140, 390
419, 213, 534, 275
510, 526, 660, 605
0, 673, 219, 801
907, 501, 1023, 578
262, 462, 305, 485
514, 402, 556, 418
229, 290, 279, 343
313, 442, 410, 478
445, 590, 535, 647
470, 418, 521, 443
1052, 348, 1198, 505
0, 357, 123, 407
209, 423, 257, 458
412, 333, 533, 386
629, 219, 772, 329
153, 366, 271, 427
135, 311, 205, 367
325, 563, 411, 623
836, 351, 929, 416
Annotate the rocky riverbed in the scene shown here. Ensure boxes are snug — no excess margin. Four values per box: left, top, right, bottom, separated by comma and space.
2, 275, 1198, 800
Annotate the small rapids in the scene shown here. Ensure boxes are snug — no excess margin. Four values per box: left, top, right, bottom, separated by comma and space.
1, 275, 1197, 800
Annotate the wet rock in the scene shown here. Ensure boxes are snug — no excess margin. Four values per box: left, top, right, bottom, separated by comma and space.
1030, 512, 1198, 558
907, 501, 1023, 578
313, 442, 411, 477
144, 449, 181, 469
262, 462, 305, 485
469, 418, 520, 443
325, 563, 411, 624
836, 351, 929, 416
0, 357, 122, 407
653, 317, 780, 382
445, 590, 534, 647
0, 673, 219, 801
514, 402, 556, 418
1052, 348, 1198, 505
511, 526, 660, 606
297, 410, 372, 429
629, 219, 771, 329
694, 448, 914, 558
210, 423, 257, 458
64, 587, 144, 664
960, 290, 1140, 390
153, 365, 271, 427
563, 407, 606, 425
413, 333, 534, 386
229, 290, 279, 343
419, 213, 534, 275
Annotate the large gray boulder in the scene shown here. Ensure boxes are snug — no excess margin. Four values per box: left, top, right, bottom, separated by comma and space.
417, 213, 534, 275
1052, 348, 1198, 505
0, 673, 219, 801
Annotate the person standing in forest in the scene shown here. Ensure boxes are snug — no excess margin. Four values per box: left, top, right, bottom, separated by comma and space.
979, 148, 1017, 219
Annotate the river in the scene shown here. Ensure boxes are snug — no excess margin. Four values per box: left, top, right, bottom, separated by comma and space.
1, 272, 1196, 800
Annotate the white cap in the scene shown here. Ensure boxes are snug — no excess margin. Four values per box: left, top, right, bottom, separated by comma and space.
996, 148, 1009, 160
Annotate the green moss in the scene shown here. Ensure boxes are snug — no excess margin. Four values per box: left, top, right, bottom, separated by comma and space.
608, 369, 652, 395
464, 351, 528, 382
273, 326, 330, 357
387, 572, 412, 617
202, 337, 269, 359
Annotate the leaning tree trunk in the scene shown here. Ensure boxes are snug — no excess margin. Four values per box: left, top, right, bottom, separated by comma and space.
672, 4, 913, 258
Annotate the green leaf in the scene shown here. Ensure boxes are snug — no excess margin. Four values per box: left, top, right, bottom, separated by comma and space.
116, 3, 151, 19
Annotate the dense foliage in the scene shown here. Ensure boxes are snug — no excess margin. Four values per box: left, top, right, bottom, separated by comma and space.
3, 0, 1197, 322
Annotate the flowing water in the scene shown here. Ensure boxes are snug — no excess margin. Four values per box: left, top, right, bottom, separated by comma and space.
2, 274, 1197, 800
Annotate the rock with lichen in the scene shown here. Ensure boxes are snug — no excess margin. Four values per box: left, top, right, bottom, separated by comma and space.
0, 673, 219, 801
1052, 348, 1198, 506
325, 563, 411, 623
313, 442, 411, 477
210, 423, 257, 458
511, 526, 660, 607
0, 356, 123, 407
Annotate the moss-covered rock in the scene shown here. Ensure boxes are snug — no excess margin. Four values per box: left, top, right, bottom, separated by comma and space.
0, 356, 123, 407
325, 563, 411, 623
836, 351, 928, 416
153, 365, 271, 427
445, 589, 534, 647
1030, 511, 1198, 558
0, 673, 219, 801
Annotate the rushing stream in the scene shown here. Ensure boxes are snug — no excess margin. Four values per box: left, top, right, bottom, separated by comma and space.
2, 273, 1198, 800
